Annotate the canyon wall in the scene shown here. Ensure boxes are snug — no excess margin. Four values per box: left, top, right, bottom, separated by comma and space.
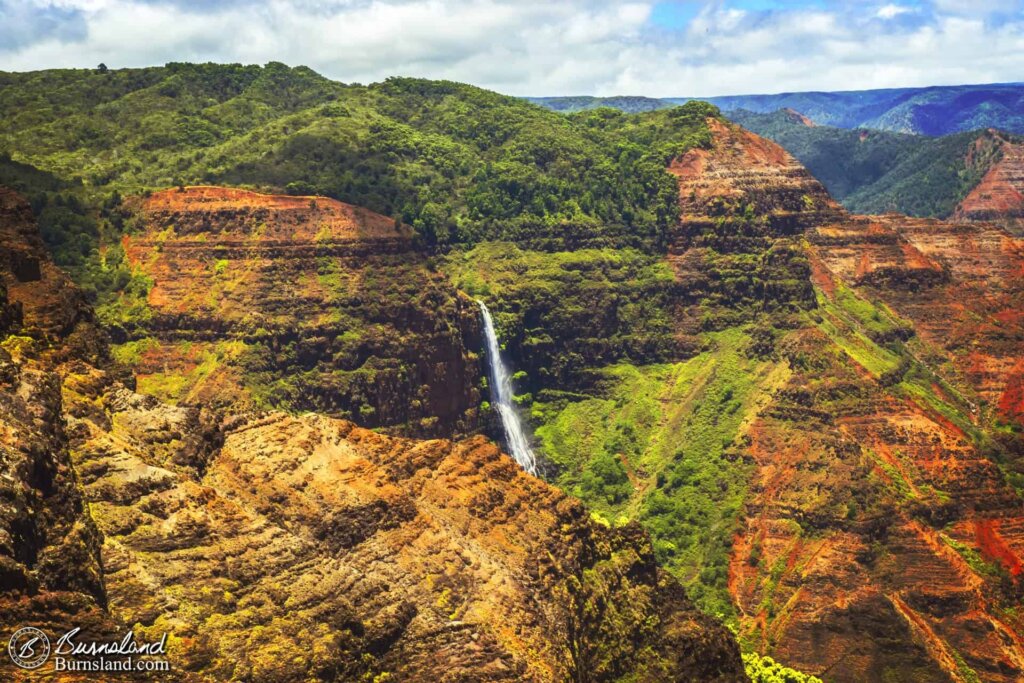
117, 187, 483, 437
670, 120, 1024, 682
0, 186, 746, 682
954, 131, 1024, 236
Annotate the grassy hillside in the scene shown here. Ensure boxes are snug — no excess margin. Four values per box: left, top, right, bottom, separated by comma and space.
728, 109, 1014, 217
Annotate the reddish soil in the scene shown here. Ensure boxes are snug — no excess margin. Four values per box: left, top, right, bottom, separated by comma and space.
673, 124, 1024, 681
781, 108, 816, 127
954, 133, 1024, 234
140, 186, 401, 240
976, 519, 1024, 577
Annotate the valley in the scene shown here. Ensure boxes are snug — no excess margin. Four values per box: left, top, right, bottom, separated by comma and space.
728, 110, 1024, 228
0, 64, 1022, 682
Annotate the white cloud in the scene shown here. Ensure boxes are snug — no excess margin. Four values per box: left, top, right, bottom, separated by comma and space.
876, 4, 911, 19
0, 0, 1021, 97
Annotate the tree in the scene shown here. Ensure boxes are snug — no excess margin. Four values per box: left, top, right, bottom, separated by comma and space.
97, 63, 108, 73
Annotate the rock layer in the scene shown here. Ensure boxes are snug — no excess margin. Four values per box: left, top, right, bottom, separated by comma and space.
119, 186, 482, 437
954, 131, 1024, 236
666, 118, 840, 332
0, 186, 746, 681
0, 188, 130, 677
668, 121, 1024, 682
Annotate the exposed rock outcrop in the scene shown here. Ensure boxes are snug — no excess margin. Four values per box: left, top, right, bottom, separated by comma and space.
0, 186, 747, 681
666, 119, 842, 333
809, 212, 1024, 425
953, 131, 1024, 236
668, 118, 843, 247
0, 188, 126, 669
667, 122, 1024, 682
78, 410, 745, 681
118, 186, 483, 437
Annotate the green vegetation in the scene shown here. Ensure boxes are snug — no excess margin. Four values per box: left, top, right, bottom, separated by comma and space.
730, 110, 1017, 217
4, 65, 1014, 683
743, 652, 823, 683
110, 336, 160, 367
526, 95, 671, 114
0, 154, 136, 310
444, 242, 682, 390
0, 64, 723, 437
534, 329, 788, 619
815, 288, 903, 378
951, 650, 983, 683
535, 83, 1024, 136
0, 64, 717, 250
940, 534, 1003, 578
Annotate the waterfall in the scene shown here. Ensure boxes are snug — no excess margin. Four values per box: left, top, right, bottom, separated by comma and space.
477, 300, 538, 475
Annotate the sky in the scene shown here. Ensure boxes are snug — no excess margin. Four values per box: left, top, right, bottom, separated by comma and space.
0, 0, 1022, 97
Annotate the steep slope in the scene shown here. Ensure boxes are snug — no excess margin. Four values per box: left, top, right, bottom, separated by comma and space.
76, 407, 746, 681
0, 187, 123, 655
665, 116, 841, 331
733, 216, 1024, 682
688, 125, 1024, 683
0, 186, 747, 681
3, 66, 1022, 682
954, 133, 1024, 235
728, 110, 1015, 219
520, 118, 1024, 682
112, 186, 482, 436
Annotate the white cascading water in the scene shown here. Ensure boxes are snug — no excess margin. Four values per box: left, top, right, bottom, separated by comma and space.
477, 300, 538, 475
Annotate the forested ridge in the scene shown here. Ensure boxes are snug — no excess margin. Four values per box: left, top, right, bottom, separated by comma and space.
729, 108, 1022, 218
0, 62, 718, 253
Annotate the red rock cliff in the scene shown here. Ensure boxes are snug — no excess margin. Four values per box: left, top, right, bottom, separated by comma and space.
118, 186, 483, 437
670, 121, 1024, 682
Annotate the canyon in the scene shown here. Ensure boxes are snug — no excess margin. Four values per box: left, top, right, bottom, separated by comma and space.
0, 66, 1022, 682
0, 185, 745, 681
671, 118, 1024, 682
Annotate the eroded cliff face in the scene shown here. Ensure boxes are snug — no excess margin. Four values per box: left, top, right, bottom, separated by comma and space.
117, 186, 482, 437
0, 187, 746, 682
666, 118, 844, 332
0, 188, 125, 666
953, 131, 1024, 236
79, 409, 744, 682
809, 213, 1024, 428
668, 121, 1024, 682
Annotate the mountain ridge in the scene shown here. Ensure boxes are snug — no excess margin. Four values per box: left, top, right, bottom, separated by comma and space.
528, 81, 1024, 136
724, 109, 1024, 229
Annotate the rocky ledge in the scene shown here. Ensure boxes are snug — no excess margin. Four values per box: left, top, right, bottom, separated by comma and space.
117, 186, 482, 437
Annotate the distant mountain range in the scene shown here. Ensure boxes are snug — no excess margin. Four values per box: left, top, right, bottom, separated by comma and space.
528, 82, 1024, 136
